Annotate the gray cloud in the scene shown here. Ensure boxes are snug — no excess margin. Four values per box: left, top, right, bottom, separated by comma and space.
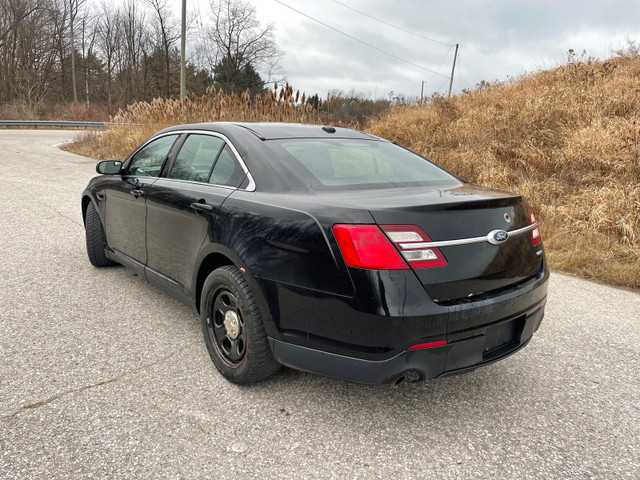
199, 0, 640, 99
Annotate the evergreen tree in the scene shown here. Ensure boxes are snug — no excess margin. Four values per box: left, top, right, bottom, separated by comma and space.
213, 55, 264, 97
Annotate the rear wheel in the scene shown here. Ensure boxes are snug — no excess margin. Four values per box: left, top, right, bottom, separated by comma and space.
201, 265, 280, 384
85, 202, 115, 267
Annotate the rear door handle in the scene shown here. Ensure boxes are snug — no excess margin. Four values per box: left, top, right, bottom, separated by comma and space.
190, 202, 214, 213
130, 189, 145, 197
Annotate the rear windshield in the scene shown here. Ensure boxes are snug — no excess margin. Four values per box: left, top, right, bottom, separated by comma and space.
264, 138, 460, 190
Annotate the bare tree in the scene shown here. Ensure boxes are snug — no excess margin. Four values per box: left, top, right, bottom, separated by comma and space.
0, 0, 287, 111
79, 7, 96, 108
146, 0, 179, 98
208, 0, 282, 89
50, 0, 69, 102
67, 0, 86, 103
0, 0, 39, 49
96, 1, 120, 113
122, 0, 146, 101
1, 0, 47, 103
11, 1, 58, 108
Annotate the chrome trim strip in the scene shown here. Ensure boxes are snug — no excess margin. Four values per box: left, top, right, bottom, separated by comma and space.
124, 129, 256, 192
507, 223, 538, 238
399, 223, 538, 249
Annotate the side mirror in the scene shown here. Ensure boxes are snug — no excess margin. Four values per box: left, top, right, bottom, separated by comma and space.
96, 160, 123, 175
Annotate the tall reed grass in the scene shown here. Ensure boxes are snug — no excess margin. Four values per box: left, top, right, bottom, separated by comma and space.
68, 84, 320, 160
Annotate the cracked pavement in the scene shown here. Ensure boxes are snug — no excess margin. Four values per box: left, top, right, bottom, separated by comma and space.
0, 130, 639, 479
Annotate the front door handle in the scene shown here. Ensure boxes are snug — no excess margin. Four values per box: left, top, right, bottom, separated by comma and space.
130, 189, 145, 197
190, 201, 214, 213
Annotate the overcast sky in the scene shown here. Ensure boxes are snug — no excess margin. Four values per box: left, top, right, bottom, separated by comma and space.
190, 0, 640, 100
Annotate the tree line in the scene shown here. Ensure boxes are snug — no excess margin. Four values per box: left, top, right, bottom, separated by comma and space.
1, 0, 410, 123
0, 0, 280, 115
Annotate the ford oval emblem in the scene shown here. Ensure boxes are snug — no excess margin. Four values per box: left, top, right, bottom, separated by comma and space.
487, 229, 509, 245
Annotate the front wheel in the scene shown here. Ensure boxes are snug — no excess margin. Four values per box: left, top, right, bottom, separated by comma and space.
201, 265, 280, 384
85, 202, 115, 267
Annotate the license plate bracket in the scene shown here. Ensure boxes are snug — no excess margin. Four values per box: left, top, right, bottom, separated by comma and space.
484, 319, 516, 355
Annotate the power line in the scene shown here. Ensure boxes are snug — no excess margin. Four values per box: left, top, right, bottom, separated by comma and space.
273, 0, 450, 78
435, 76, 450, 94
328, 0, 454, 48
426, 45, 453, 84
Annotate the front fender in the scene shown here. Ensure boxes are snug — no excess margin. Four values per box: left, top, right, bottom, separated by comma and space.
81, 190, 101, 226
81, 175, 112, 225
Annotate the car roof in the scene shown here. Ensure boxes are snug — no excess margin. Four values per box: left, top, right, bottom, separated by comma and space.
153, 122, 390, 194
159, 122, 384, 141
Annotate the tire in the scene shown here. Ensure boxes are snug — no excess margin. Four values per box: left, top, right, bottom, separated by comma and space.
201, 265, 280, 384
85, 202, 115, 267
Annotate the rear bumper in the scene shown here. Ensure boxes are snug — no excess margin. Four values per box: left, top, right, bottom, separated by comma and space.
270, 305, 545, 384
259, 257, 549, 358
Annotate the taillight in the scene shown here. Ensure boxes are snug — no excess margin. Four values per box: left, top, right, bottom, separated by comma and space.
529, 209, 542, 246
380, 225, 447, 268
332, 224, 409, 269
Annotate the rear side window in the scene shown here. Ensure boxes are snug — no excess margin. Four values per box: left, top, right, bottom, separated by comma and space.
124, 134, 179, 177
265, 139, 459, 190
169, 134, 225, 182
209, 145, 245, 187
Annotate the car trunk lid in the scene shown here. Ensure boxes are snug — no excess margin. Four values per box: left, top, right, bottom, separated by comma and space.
366, 184, 543, 303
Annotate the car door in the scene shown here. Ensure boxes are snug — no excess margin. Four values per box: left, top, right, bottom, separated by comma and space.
145, 132, 249, 296
104, 133, 180, 274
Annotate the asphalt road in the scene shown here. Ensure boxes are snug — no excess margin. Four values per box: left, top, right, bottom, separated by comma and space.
0, 130, 638, 480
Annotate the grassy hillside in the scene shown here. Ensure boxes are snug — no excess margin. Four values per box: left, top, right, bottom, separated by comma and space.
66, 53, 640, 288
368, 54, 640, 287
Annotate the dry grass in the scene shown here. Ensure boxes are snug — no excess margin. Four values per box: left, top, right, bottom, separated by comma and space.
369, 54, 640, 288
0, 102, 108, 121
66, 55, 640, 288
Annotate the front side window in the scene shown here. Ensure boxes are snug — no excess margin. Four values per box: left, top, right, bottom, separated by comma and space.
124, 134, 179, 177
209, 145, 246, 187
169, 134, 225, 182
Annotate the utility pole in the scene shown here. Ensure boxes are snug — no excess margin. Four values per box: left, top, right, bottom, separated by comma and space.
180, 0, 186, 105
448, 43, 459, 98
420, 80, 425, 103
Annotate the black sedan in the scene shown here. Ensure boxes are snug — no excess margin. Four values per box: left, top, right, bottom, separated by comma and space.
82, 122, 549, 385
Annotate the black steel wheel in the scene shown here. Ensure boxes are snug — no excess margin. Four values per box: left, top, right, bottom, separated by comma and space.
209, 288, 247, 366
201, 265, 280, 384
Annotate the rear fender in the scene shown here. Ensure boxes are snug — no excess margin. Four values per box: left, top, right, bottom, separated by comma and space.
192, 244, 278, 339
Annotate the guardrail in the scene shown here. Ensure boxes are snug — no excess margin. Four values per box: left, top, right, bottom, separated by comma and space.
0, 120, 110, 129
